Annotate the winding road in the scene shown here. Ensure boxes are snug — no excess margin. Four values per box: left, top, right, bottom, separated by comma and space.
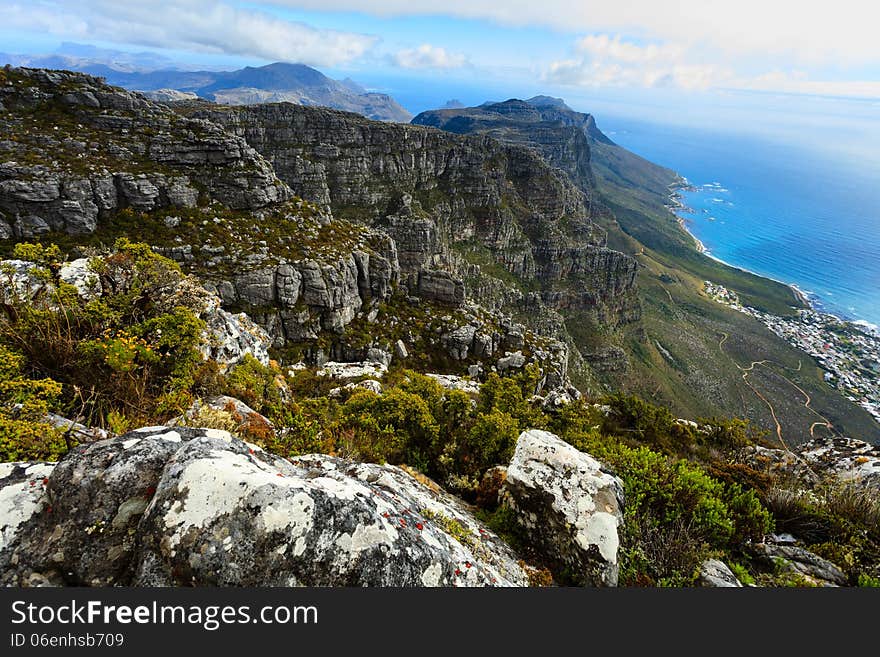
717, 331, 835, 452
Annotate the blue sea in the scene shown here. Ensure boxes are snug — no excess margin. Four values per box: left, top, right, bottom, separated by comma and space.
594, 104, 880, 329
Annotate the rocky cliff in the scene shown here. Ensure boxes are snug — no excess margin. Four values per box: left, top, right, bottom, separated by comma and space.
185, 101, 640, 379
0, 67, 594, 386
0, 67, 287, 240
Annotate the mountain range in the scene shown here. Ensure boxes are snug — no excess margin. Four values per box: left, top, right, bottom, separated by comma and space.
0, 46, 411, 122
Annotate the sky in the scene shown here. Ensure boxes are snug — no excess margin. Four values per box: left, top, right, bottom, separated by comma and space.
1, 0, 879, 150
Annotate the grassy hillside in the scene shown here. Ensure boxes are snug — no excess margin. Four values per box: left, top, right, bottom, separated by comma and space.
589, 138, 880, 445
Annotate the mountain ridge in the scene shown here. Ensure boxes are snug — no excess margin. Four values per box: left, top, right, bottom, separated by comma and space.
0, 53, 412, 122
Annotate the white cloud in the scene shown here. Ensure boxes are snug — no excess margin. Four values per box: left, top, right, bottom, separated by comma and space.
547, 33, 880, 98
392, 44, 467, 69
262, 0, 880, 65
0, 0, 378, 66
546, 35, 732, 91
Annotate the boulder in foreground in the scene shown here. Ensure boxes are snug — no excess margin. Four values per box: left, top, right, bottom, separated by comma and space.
0, 427, 529, 587
501, 429, 624, 586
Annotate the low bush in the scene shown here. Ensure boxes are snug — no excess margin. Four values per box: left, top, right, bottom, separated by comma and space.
0, 344, 68, 461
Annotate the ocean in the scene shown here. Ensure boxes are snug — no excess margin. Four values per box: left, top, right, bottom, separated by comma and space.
597, 108, 880, 329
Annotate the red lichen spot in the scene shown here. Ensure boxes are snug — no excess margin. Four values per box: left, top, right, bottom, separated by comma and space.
42, 477, 49, 486
455, 569, 462, 576
276, 473, 284, 478
46, 506, 53, 514
248, 448, 255, 455
144, 485, 157, 499
465, 562, 472, 569
399, 518, 407, 527
382, 512, 390, 519
29, 480, 36, 487
415, 522, 424, 531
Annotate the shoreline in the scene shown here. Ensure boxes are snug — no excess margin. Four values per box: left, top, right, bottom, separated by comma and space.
669, 184, 823, 315
674, 203, 813, 309
671, 186, 880, 339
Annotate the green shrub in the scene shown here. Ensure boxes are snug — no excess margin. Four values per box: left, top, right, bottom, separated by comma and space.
221, 355, 287, 419
462, 409, 519, 472
0, 241, 207, 429
729, 562, 756, 586
564, 431, 772, 585
11, 242, 61, 268
0, 344, 69, 461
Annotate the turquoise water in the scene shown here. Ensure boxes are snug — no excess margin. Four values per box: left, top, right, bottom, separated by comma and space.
600, 114, 880, 328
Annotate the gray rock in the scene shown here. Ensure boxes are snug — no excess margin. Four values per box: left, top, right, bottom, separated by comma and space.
798, 436, 880, 490
497, 350, 527, 371
426, 373, 481, 395
698, 559, 742, 587
394, 339, 409, 359
366, 347, 392, 367
0, 462, 56, 557
501, 429, 624, 586
542, 389, 573, 410
345, 379, 383, 394
317, 361, 387, 380
58, 258, 101, 300
43, 413, 111, 443
442, 325, 477, 361
753, 543, 848, 587
415, 270, 465, 306
196, 294, 272, 369
0, 428, 530, 587
0, 259, 52, 303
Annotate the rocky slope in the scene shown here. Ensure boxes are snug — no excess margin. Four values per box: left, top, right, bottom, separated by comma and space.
185, 101, 640, 379
414, 97, 880, 445
0, 67, 287, 239
0, 67, 589, 387
412, 95, 678, 212
0, 427, 620, 587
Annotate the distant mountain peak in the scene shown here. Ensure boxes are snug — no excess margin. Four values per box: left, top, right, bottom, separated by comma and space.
0, 52, 411, 122
525, 95, 572, 111
442, 99, 465, 109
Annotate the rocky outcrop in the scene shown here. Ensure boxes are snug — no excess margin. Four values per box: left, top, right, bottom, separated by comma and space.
425, 374, 481, 395
798, 436, 880, 490
0, 428, 530, 587
0, 67, 289, 239
0, 68, 637, 390
187, 102, 637, 328
414, 99, 597, 202
0, 255, 272, 370
752, 543, 848, 587
698, 559, 743, 587
0, 462, 56, 561
210, 230, 400, 344
745, 435, 880, 491
501, 429, 624, 586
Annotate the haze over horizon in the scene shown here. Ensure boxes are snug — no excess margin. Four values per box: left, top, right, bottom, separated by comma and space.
3, 1, 879, 98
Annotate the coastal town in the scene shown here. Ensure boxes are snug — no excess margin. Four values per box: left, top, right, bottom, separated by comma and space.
704, 281, 880, 424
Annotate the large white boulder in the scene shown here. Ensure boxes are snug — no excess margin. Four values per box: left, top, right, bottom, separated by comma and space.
502, 429, 624, 586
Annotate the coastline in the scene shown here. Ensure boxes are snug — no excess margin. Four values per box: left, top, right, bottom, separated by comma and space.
669, 182, 880, 340
669, 183, 815, 312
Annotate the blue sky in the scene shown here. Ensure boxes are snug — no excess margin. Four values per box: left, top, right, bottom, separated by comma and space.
2, 0, 879, 138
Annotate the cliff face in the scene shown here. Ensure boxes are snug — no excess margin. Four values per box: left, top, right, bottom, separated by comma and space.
0, 68, 586, 386
187, 102, 639, 338
0, 68, 288, 240
413, 99, 597, 199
